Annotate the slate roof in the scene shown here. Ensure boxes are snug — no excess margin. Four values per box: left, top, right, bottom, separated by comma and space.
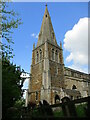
63, 89, 81, 97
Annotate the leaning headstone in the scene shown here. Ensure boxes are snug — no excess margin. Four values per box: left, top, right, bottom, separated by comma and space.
39, 100, 53, 116
43, 100, 53, 116
61, 97, 77, 117
85, 96, 90, 117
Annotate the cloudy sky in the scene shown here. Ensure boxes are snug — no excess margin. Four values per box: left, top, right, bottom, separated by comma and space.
64, 17, 88, 73
6, 2, 88, 93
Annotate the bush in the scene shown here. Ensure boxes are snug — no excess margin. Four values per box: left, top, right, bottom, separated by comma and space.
5, 107, 21, 119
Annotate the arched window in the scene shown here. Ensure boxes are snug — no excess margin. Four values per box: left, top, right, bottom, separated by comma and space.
35, 92, 38, 101
40, 49, 42, 60
55, 50, 58, 62
72, 85, 77, 89
37, 51, 39, 62
52, 49, 54, 60
55, 94, 60, 104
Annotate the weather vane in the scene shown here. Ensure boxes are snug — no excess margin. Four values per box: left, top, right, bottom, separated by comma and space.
45, 3, 47, 7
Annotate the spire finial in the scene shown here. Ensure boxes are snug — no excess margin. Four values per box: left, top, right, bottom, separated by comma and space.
45, 3, 47, 7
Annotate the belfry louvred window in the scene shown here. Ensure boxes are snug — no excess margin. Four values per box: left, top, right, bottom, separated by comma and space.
55, 50, 58, 62
52, 49, 54, 60
37, 51, 39, 62
40, 49, 42, 60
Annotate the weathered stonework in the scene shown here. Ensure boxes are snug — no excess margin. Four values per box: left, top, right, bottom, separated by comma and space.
27, 5, 90, 106
64, 67, 90, 98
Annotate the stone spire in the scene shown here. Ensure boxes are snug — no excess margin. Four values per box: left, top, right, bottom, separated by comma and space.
37, 5, 57, 47
33, 42, 35, 50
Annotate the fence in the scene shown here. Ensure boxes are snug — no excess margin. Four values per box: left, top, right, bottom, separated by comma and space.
3, 96, 90, 120
20, 96, 90, 119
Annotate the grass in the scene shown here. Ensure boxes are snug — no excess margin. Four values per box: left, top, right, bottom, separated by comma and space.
53, 110, 64, 117
76, 103, 87, 117
53, 103, 87, 117
23, 103, 87, 118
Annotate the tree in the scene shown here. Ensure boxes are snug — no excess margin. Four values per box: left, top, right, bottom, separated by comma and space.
1, 2, 24, 118
1, 2, 22, 59
2, 57, 24, 117
14, 99, 25, 109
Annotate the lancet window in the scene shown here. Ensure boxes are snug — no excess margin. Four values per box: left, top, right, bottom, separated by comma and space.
55, 50, 58, 62
52, 49, 54, 60
35, 92, 38, 100
40, 49, 42, 60
37, 51, 39, 62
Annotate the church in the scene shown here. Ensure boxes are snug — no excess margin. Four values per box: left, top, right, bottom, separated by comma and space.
26, 5, 90, 105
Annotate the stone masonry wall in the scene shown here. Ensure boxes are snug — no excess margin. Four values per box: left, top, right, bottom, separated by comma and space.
64, 67, 90, 97
47, 42, 65, 88
29, 44, 45, 104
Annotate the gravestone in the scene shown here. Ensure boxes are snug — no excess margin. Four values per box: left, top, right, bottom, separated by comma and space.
61, 97, 77, 117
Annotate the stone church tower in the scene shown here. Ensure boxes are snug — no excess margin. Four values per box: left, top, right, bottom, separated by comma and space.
27, 5, 90, 105
28, 5, 65, 105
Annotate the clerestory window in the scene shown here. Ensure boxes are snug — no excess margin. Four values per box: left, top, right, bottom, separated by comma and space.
52, 49, 54, 60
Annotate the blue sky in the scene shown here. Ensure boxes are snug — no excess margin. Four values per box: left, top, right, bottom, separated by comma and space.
7, 2, 88, 73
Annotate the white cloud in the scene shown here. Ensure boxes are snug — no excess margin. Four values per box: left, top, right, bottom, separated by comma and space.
64, 17, 88, 73
31, 33, 35, 37
36, 33, 39, 39
31, 33, 39, 39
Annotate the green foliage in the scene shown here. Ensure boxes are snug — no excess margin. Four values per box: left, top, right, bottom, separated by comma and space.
76, 103, 87, 117
5, 107, 21, 119
2, 57, 23, 117
53, 110, 64, 117
1, 2, 22, 59
14, 99, 25, 109
1, 2, 24, 119
53, 104, 87, 117
32, 109, 41, 117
